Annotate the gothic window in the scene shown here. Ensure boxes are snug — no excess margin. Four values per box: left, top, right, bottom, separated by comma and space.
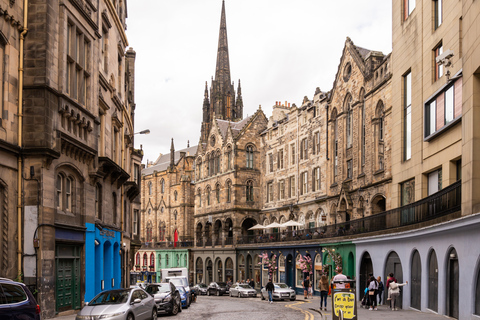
332, 109, 339, 180
226, 146, 232, 170
174, 190, 178, 201
209, 153, 215, 176
197, 159, 202, 179
146, 221, 153, 242
95, 184, 102, 220
246, 180, 254, 202
174, 210, 177, 223
216, 184, 220, 203
136, 253, 140, 266
150, 253, 155, 268
347, 160, 353, 179
360, 89, 366, 170
246, 146, 254, 168
206, 186, 211, 206
159, 223, 166, 241
143, 253, 148, 266
197, 188, 202, 207
148, 182, 152, 195
215, 151, 221, 174
56, 173, 76, 213
376, 101, 385, 171
226, 181, 232, 203
345, 94, 353, 148
160, 179, 165, 193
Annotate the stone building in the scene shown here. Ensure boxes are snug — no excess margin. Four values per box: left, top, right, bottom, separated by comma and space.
141, 141, 197, 244
0, 0, 26, 283
0, 0, 142, 317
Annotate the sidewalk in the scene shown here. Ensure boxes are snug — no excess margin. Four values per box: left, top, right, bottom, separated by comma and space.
299, 296, 447, 320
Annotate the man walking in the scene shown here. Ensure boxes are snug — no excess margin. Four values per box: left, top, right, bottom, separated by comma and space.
332, 267, 348, 289
266, 278, 275, 303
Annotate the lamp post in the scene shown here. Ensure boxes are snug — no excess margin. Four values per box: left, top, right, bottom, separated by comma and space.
134, 129, 150, 135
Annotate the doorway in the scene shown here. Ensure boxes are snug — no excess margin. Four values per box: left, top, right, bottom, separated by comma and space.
411, 250, 421, 310
446, 248, 459, 319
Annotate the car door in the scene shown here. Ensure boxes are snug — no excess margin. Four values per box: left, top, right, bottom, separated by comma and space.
0, 284, 12, 320
139, 290, 153, 320
130, 290, 146, 320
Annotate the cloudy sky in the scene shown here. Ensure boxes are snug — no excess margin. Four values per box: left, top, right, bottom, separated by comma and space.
127, 1, 392, 164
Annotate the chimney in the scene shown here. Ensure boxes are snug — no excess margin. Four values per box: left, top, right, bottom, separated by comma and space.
288, 103, 291, 108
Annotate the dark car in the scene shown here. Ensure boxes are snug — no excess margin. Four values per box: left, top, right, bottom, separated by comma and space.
0, 277, 41, 320
207, 282, 229, 296
193, 283, 208, 295
145, 283, 182, 316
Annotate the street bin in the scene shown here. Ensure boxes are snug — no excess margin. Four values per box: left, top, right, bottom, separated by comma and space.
331, 279, 357, 320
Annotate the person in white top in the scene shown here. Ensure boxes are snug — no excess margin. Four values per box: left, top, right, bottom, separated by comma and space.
331, 267, 348, 289
389, 280, 408, 310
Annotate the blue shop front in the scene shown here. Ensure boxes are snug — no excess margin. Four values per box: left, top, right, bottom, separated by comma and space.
85, 223, 122, 301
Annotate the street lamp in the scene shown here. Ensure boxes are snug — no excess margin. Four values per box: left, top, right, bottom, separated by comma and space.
134, 129, 150, 135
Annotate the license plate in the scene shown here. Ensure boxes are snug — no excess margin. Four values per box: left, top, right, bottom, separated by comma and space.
282, 293, 289, 297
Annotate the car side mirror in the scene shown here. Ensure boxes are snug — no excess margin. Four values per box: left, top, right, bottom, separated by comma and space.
132, 298, 142, 304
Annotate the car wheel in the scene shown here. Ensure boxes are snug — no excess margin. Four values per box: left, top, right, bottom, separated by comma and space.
207, 290, 210, 296
186, 296, 190, 308
229, 291, 232, 297
290, 298, 296, 301
170, 301, 179, 315
216, 290, 220, 296
127, 313, 134, 320
151, 308, 158, 320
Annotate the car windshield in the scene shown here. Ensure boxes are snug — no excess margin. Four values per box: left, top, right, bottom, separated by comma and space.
89, 290, 130, 305
168, 278, 188, 287
146, 284, 170, 294
239, 284, 251, 288
177, 287, 186, 294
274, 283, 289, 288
217, 282, 227, 287
197, 284, 207, 288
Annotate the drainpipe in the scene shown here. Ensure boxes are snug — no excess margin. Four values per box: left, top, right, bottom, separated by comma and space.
17, 0, 29, 279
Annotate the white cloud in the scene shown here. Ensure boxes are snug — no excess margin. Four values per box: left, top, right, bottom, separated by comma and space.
128, 0, 392, 164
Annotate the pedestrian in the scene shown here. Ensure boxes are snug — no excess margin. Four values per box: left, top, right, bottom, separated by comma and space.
367, 276, 379, 311
249, 278, 255, 289
331, 267, 348, 289
385, 272, 397, 305
377, 276, 384, 305
389, 280, 408, 311
303, 275, 310, 299
319, 274, 329, 311
246, 279, 249, 286
265, 278, 275, 304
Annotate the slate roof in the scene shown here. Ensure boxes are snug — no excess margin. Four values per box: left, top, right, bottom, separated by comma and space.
216, 114, 254, 139
142, 145, 198, 176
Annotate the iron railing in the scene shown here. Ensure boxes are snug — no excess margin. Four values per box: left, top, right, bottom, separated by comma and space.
142, 239, 194, 249
235, 180, 461, 245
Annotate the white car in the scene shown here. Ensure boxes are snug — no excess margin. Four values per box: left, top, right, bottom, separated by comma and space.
260, 283, 296, 301
229, 284, 257, 298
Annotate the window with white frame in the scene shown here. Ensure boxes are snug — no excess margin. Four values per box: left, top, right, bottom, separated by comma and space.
291, 143, 296, 165
267, 182, 273, 202
404, 72, 412, 160
313, 167, 321, 191
300, 172, 308, 195
290, 176, 295, 197
133, 209, 139, 235
404, 0, 416, 20
434, 0, 442, 29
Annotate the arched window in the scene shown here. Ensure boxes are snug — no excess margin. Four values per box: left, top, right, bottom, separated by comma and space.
209, 153, 215, 176
166, 254, 169, 266
246, 181, 254, 202
65, 177, 73, 211
160, 179, 165, 193
174, 210, 177, 222
226, 180, 232, 203
246, 146, 254, 168
376, 101, 385, 171
197, 188, 202, 207
136, 253, 140, 266
216, 184, 220, 203
56, 174, 63, 209
174, 190, 178, 201
360, 88, 366, 169
332, 109, 338, 180
226, 146, 232, 170
206, 186, 211, 206
148, 182, 152, 195
150, 253, 155, 268
95, 184, 102, 219
159, 223, 166, 241
56, 173, 76, 213
215, 151, 221, 174
143, 253, 148, 266
345, 94, 353, 148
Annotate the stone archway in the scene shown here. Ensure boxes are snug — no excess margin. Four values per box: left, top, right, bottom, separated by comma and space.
385, 251, 403, 309
359, 251, 373, 296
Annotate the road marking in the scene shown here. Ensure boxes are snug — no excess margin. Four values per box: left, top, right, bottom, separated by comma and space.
286, 300, 315, 320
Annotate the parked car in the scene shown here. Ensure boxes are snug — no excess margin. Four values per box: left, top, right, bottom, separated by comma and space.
207, 282, 229, 296
193, 283, 208, 295
76, 288, 157, 320
0, 277, 41, 320
260, 283, 296, 301
229, 284, 257, 298
165, 277, 191, 307
177, 286, 189, 309
145, 282, 182, 316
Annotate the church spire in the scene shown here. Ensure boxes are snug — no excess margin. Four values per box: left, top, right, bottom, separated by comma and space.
215, 0, 231, 85
170, 138, 175, 168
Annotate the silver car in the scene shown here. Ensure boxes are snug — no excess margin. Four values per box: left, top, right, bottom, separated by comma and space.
260, 283, 296, 301
229, 284, 257, 298
76, 288, 157, 320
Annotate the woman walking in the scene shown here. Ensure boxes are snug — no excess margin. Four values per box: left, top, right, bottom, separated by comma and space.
319, 275, 329, 311
367, 276, 379, 311
389, 280, 408, 310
